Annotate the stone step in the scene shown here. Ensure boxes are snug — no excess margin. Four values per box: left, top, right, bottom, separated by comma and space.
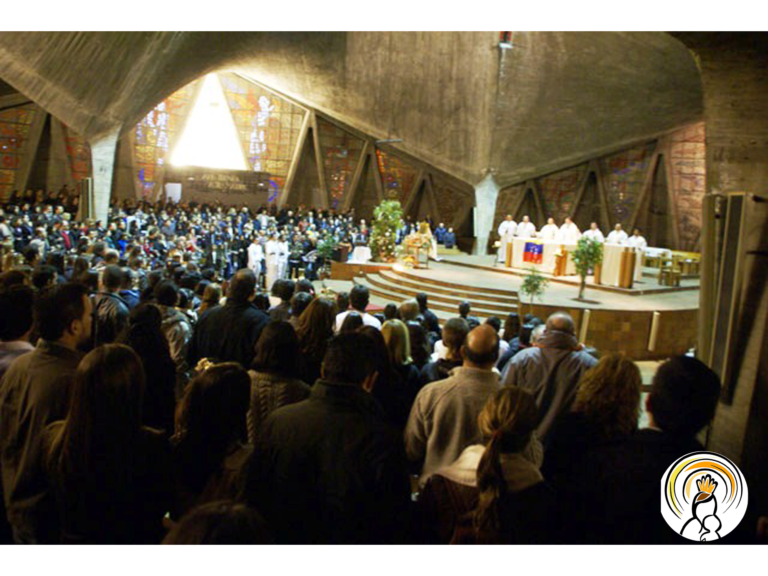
378, 270, 519, 305
392, 267, 519, 298
365, 273, 519, 314
356, 276, 517, 320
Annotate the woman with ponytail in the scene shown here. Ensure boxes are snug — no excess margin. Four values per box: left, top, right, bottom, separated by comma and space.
416, 387, 554, 543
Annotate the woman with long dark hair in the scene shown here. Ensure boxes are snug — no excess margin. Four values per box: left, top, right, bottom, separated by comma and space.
43, 344, 173, 543
296, 297, 336, 385
117, 304, 177, 433
171, 362, 251, 518
248, 321, 310, 444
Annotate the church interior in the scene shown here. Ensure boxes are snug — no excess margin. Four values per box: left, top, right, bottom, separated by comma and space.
0, 29, 766, 549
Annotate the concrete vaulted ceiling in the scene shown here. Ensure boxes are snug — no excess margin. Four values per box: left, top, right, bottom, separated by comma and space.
0, 31, 702, 187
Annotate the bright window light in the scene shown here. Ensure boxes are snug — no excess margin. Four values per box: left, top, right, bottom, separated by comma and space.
170, 73, 248, 171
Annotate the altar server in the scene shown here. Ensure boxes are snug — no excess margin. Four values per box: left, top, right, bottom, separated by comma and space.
277, 233, 289, 279
265, 233, 280, 291
247, 236, 264, 276
627, 228, 648, 250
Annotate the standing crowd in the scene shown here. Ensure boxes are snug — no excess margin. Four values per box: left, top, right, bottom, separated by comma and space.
0, 190, 755, 544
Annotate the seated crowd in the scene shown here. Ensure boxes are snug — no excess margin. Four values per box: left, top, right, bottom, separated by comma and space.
0, 194, 748, 545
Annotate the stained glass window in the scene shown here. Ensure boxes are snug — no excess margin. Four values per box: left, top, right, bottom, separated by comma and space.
668, 122, 706, 250
536, 165, 586, 224
599, 143, 656, 227
317, 118, 365, 209
61, 123, 92, 184
133, 79, 198, 199
219, 73, 305, 199
0, 104, 37, 200
375, 149, 419, 206
493, 183, 526, 232
432, 177, 475, 230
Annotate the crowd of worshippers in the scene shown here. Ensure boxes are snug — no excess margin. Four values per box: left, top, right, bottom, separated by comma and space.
3, 248, 758, 545
0, 191, 457, 297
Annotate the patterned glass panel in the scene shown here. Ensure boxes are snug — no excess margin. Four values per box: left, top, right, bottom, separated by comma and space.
493, 184, 526, 232
219, 73, 305, 202
317, 118, 365, 209
432, 177, 475, 230
375, 149, 419, 206
61, 123, 92, 184
535, 165, 586, 223
133, 80, 198, 199
0, 104, 37, 200
668, 122, 706, 250
600, 142, 656, 227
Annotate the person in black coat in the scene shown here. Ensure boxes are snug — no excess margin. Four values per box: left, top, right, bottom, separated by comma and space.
243, 332, 412, 544
188, 269, 268, 369
415, 292, 441, 340
420, 317, 469, 386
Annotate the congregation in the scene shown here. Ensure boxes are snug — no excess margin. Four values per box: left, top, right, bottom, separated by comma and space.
0, 189, 756, 545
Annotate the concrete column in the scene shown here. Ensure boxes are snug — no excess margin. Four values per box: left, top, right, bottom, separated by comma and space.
90, 129, 120, 224
473, 173, 499, 255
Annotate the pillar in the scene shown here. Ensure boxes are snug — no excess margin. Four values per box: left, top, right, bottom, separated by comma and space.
473, 173, 499, 255
90, 129, 120, 224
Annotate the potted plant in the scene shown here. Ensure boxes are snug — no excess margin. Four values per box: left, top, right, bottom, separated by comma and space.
519, 268, 549, 315
370, 199, 403, 262
571, 237, 604, 300
316, 235, 338, 279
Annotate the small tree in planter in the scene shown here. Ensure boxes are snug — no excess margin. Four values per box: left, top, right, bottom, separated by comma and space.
571, 237, 604, 300
370, 199, 403, 262
316, 235, 338, 279
520, 268, 549, 315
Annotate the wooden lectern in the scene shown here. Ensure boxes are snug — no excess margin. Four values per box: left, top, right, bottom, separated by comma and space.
619, 247, 636, 289
505, 242, 513, 268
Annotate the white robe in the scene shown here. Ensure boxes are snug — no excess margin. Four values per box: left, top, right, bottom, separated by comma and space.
558, 222, 582, 244
247, 243, 263, 274
265, 240, 279, 290
497, 220, 517, 262
539, 224, 559, 241
582, 228, 605, 243
516, 221, 537, 239
606, 230, 629, 245
277, 241, 289, 279
627, 235, 648, 250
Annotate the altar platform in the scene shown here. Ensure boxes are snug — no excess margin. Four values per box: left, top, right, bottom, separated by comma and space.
327, 255, 700, 360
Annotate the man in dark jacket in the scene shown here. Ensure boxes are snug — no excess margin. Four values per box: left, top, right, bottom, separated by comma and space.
415, 292, 441, 339
188, 268, 268, 368
245, 332, 412, 543
92, 265, 130, 346
0, 283, 92, 543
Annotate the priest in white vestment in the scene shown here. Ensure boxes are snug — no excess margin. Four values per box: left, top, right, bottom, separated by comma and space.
539, 218, 559, 241
516, 215, 537, 239
558, 217, 582, 243
606, 223, 629, 245
582, 222, 605, 243
497, 215, 517, 263
247, 236, 264, 276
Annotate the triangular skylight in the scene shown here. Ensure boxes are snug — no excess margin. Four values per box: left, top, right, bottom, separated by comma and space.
171, 73, 248, 171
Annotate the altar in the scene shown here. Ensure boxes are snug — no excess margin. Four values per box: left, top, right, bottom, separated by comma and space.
509, 238, 577, 275
597, 243, 643, 288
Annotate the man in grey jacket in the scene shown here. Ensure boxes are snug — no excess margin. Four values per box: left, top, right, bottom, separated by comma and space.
500, 312, 597, 447
405, 324, 501, 486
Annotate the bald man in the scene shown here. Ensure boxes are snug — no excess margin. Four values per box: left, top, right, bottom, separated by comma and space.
404, 324, 501, 486
500, 312, 597, 446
